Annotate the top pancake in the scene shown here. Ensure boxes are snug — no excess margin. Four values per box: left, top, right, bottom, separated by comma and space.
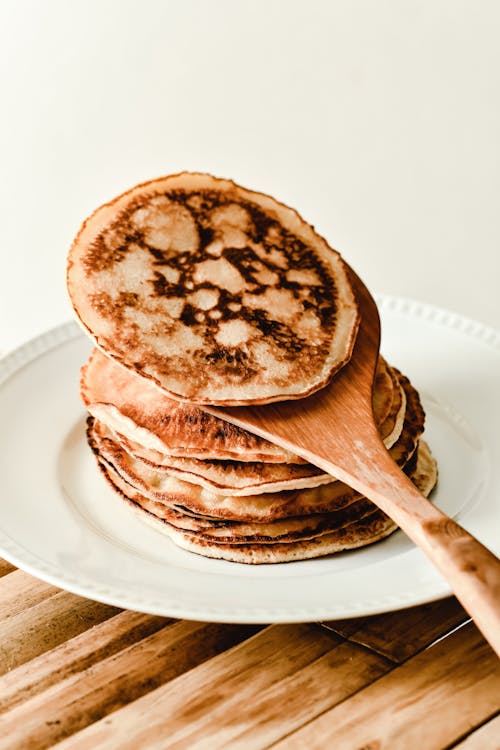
67, 173, 359, 405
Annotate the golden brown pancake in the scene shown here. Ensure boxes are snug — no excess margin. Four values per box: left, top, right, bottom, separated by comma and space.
96, 441, 437, 562
373, 356, 395, 428
378, 364, 406, 448
68, 173, 359, 405
101, 362, 404, 495
81, 348, 305, 463
81, 349, 398, 472
99, 460, 378, 542
87, 373, 425, 521
167, 512, 398, 564
108, 433, 333, 494
389, 371, 425, 466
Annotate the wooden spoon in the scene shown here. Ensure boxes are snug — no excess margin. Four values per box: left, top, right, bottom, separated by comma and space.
208, 268, 500, 656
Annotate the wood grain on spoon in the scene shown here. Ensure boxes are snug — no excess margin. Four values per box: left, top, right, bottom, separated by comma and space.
207, 268, 500, 657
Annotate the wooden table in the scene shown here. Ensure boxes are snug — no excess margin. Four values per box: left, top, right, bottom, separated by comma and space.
0, 557, 498, 749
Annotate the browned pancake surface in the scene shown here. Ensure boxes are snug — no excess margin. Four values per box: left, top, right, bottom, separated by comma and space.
103, 358, 402, 495
87, 372, 425, 521
68, 173, 359, 404
82, 348, 305, 463
96, 442, 437, 561
81, 349, 398, 472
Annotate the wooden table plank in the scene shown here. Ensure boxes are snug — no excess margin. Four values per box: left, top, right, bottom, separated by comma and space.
272, 622, 500, 750
0, 560, 16, 578
0, 610, 170, 711
321, 596, 469, 662
0, 560, 496, 750
49, 623, 345, 750
49, 599, 494, 750
0, 620, 259, 749
0, 569, 59, 622
152, 640, 392, 750
451, 713, 500, 748
0, 591, 120, 674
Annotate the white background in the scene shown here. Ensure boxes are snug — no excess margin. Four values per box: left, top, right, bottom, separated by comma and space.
1, 0, 499, 352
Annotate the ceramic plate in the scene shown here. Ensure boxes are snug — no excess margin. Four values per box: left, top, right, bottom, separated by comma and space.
0, 296, 498, 622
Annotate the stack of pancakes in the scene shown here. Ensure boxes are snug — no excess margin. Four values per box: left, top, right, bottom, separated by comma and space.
68, 173, 437, 564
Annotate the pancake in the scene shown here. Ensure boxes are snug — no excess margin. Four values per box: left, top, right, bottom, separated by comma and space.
91, 430, 363, 522
81, 348, 305, 463
96, 441, 437, 562
68, 173, 360, 405
104, 363, 404, 495
98, 442, 435, 544
378, 364, 406, 448
389, 371, 425, 466
373, 356, 395, 428
163, 511, 398, 564
87, 373, 425, 520
81, 349, 399, 475
99, 460, 378, 542
109, 436, 333, 494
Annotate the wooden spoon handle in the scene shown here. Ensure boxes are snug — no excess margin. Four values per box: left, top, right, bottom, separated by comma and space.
413, 511, 500, 657
305, 435, 500, 657
318, 447, 500, 658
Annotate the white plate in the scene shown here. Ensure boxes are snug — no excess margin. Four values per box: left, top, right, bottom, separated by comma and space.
0, 296, 498, 623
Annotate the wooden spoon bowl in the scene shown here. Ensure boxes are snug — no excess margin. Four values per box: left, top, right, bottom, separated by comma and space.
207, 267, 500, 656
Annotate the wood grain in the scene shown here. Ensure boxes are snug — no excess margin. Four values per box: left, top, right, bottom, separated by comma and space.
0, 610, 170, 711
451, 713, 500, 748
0, 569, 59, 622
0, 560, 15, 578
154, 642, 391, 750
0, 560, 497, 750
50, 624, 348, 749
0, 620, 259, 749
272, 622, 500, 750
0, 590, 119, 675
321, 596, 469, 662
